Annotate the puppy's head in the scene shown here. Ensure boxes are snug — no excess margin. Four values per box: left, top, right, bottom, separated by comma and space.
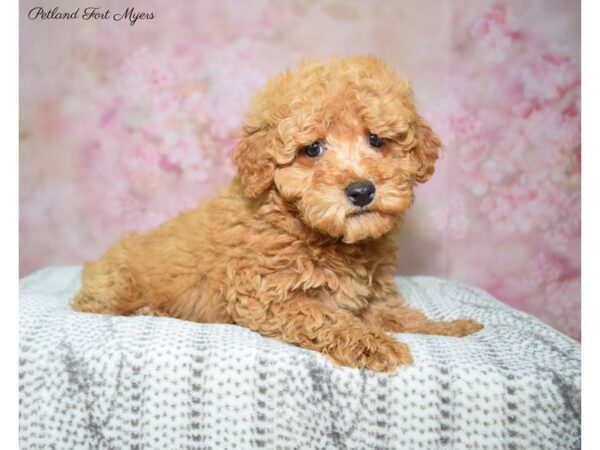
233, 56, 442, 243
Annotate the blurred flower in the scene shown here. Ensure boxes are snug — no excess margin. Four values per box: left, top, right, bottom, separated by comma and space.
431, 193, 471, 240
470, 2, 517, 63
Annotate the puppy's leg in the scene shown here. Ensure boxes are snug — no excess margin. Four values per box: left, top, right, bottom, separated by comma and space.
362, 277, 483, 337
361, 302, 483, 337
228, 294, 413, 372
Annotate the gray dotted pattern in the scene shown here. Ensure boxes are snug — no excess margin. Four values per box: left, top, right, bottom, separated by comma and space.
19, 266, 580, 449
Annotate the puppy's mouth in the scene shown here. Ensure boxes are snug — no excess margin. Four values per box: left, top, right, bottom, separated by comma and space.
348, 208, 376, 218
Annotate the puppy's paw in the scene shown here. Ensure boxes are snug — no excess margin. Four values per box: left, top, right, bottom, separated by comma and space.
360, 335, 413, 373
327, 329, 413, 373
444, 319, 484, 337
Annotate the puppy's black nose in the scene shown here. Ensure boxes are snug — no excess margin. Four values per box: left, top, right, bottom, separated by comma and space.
345, 181, 376, 207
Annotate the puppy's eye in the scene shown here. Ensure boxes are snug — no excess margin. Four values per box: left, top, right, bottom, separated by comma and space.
368, 133, 385, 148
303, 141, 324, 158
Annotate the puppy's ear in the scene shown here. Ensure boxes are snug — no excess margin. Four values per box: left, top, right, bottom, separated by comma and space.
410, 115, 443, 183
232, 125, 276, 198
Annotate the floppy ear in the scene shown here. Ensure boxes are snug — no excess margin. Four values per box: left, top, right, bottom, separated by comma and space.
410, 115, 443, 183
232, 125, 276, 198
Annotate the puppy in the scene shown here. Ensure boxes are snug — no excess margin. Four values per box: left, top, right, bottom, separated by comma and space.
72, 56, 483, 372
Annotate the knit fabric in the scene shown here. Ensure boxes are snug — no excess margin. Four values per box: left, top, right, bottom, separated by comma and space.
19, 266, 580, 449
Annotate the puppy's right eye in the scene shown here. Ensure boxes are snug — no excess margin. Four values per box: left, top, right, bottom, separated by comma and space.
368, 133, 385, 148
303, 141, 324, 158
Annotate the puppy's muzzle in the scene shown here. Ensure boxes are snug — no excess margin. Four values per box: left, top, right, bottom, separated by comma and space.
345, 181, 376, 207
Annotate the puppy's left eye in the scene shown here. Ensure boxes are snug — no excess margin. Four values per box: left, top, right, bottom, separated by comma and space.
368, 133, 385, 148
303, 141, 324, 158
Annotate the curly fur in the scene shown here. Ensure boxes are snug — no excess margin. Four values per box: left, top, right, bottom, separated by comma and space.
72, 56, 482, 372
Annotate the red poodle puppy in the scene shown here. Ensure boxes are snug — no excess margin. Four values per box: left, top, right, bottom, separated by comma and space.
72, 56, 483, 372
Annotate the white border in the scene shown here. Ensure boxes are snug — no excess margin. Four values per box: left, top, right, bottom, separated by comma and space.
582, 0, 596, 448
0, 0, 19, 446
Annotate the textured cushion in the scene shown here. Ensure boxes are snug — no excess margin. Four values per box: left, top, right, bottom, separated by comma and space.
19, 266, 581, 449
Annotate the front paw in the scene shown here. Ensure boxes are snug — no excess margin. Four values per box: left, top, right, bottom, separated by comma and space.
326, 329, 413, 372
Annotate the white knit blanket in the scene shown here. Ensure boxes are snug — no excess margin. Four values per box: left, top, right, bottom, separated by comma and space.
19, 266, 580, 449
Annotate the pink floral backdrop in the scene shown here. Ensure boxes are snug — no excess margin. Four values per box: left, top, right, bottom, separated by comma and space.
19, 0, 580, 339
